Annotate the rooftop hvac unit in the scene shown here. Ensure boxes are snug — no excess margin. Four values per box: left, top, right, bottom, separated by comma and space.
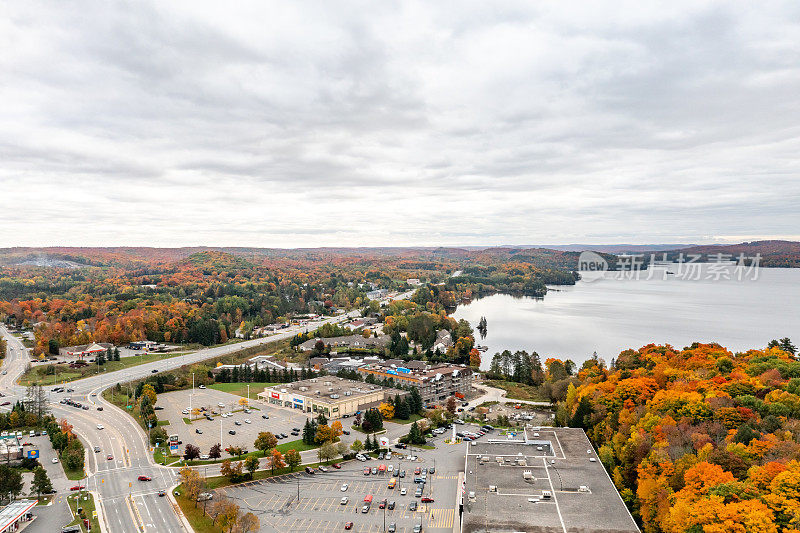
517, 459, 527, 466
522, 471, 533, 479
344, 391, 351, 396
579, 486, 590, 493
324, 381, 332, 386
280, 389, 287, 393
328, 387, 333, 391
330, 394, 340, 399
496, 457, 504, 464
299, 387, 308, 391
316, 391, 321, 395
489, 485, 497, 492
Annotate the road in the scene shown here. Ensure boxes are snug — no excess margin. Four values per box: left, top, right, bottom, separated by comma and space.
0, 292, 413, 532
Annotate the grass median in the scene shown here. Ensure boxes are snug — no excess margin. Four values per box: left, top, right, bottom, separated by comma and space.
20, 351, 188, 386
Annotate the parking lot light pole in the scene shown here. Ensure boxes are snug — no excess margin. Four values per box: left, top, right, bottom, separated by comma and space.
190, 372, 194, 419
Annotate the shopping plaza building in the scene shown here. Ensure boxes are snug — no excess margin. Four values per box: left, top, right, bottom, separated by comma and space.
257, 376, 403, 419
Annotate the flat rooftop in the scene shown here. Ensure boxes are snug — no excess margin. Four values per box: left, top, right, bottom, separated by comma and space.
463, 427, 639, 533
262, 376, 401, 401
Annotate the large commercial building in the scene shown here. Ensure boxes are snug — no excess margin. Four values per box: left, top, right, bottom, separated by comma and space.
257, 376, 403, 419
357, 361, 473, 405
461, 427, 639, 533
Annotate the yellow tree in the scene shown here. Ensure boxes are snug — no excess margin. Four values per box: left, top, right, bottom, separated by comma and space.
234, 512, 260, 533
331, 420, 343, 437
378, 402, 395, 420
238, 398, 249, 409
315, 424, 335, 444
179, 467, 202, 506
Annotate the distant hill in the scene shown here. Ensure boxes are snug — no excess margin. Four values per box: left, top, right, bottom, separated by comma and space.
1, 241, 798, 269
662, 240, 800, 268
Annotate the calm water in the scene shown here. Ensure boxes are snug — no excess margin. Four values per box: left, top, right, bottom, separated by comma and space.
451, 265, 800, 370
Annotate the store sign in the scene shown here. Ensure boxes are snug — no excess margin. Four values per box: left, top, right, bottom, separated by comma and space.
271, 392, 280, 399
293, 398, 304, 404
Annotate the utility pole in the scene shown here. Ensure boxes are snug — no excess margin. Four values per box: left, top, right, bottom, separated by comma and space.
190, 372, 194, 419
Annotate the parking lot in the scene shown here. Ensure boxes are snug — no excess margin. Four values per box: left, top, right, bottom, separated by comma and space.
156, 388, 312, 454
217, 455, 458, 532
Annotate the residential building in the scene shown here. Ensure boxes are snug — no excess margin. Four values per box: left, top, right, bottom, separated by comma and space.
357, 361, 473, 404
431, 330, 453, 353
406, 278, 422, 286
257, 376, 404, 419
297, 334, 390, 353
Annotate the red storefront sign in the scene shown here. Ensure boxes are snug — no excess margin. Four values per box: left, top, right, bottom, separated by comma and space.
271, 392, 280, 399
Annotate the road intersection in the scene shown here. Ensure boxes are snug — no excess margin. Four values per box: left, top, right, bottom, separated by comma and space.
0, 295, 415, 532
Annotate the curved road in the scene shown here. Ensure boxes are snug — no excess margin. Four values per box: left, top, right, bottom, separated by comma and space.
0, 304, 394, 533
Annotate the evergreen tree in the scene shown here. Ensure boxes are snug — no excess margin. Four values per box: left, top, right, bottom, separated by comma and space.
232, 366, 240, 382
409, 388, 423, 414
96, 351, 105, 366
394, 396, 410, 420
32, 466, 53, 499
113, 347, 120, 361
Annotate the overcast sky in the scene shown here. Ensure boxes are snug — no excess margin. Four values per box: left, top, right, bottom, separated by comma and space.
1, 1, 799, 248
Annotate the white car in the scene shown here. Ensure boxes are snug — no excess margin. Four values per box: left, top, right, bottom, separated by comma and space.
51, 457, 58, 464
182, 409, 189, 415
96, 424, 104, 430
217, 402, 225, 408
341, 483, 349, 492
244, 419, 251, 424
198, 385, 206, 389
400, 488, 407, 495
387, 465, 394, 473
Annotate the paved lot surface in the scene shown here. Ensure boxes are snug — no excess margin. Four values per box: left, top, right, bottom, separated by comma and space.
156, 388, 312, 454
27, 497, 73, 533
216, 431, 467, 532
156, 387, 421, 458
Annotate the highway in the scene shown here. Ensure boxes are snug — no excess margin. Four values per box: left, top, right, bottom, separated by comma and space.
0, 292, 412, 532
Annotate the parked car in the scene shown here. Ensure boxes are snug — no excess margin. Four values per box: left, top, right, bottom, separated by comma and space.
319, 466, 328, 472
158, 490, 166, 497
345, 522, 353, 529
388, 501, 395, 510
421, 497, 434, 503
51, 457, 59, 464
229, 430, 236, 435
107, 454, 113, 460
138, 476, 152, 481
332, 463, 342, 469
341, 496, 349, 505
197, 493, 213, 502
261, 414, 269, 419
195, 428, 203, 434
70, 485, 85, 491
400, 488, 407, 496
361, 505, 369, 513
341, 483, 349, 492
388, 523, 396, 532
408, 501, 417, 511
305, 466, 315, 474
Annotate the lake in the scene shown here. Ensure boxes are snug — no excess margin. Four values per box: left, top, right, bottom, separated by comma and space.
451, 265, 800, 370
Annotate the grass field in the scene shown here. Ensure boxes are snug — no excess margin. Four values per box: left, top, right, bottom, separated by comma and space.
388, 413, 423, 425
179, 438, 318, 467
484, 380, 549, 402
208, 382, 277, 398
19, 351, 187, 386
67, 491, 100, 532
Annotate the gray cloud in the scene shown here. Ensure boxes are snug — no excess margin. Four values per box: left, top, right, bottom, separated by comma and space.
1, 0, 799, 247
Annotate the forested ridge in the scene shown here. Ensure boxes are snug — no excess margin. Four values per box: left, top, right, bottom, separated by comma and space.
561, 341, 800, 532
0, 247, 579, 356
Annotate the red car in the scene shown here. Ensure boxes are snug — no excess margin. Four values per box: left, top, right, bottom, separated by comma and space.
332, 463, 342, 469
344, 522, 353, 530
379, 498, 387, 509
107, 454, 113, 460
414, 467, 421, 475
138, 476, 152, 481
421, 497, 434, 503
363, 468, 371, 476
70, 485, 85, 491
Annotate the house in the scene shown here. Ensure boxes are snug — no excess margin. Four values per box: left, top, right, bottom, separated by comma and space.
297, 334, 391, 353
406, 278, 422, 286
431, 330, 453, 353
366, 289, 389, 300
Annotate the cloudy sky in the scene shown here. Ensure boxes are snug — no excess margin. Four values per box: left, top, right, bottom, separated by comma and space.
1, 1, 799, 247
